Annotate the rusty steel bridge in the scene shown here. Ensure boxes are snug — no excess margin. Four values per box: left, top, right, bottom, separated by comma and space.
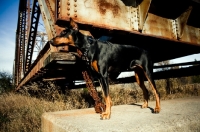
14, 0, 200, 90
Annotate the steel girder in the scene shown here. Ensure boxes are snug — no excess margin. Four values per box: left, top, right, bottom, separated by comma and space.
24, 0, 40, 73
15, 0, 27, 85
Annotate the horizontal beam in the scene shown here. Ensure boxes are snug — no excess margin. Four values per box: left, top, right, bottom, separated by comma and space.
54, 0, 200, 45
15, 48, 77, 90
43, 52, 76, 67
154, 61, 200, 69
116, 65, 200, 84
15, 43, 50, 90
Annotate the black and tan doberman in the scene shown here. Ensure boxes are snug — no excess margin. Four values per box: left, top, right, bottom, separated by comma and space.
49, 18, 160, 120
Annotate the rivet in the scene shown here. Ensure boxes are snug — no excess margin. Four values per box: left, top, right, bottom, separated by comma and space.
74, 4, 77, 7
74, 0, 77, 2
67, 7, 70, 10
67, 13, 70, 16
67, 2, 70, 5
74, 9, 77, 12
75, 14, 77, 17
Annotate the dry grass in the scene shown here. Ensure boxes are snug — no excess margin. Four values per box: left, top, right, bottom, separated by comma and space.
0, 82, 200, 132
0, 91, 89, 132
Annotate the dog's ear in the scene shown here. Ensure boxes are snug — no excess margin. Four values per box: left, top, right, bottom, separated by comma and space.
70, 18, 78, 31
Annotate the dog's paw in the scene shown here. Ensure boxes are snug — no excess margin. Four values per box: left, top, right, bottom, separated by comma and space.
100, 112, 111, 120
154, 107, 160, 113
141, 103, 148, 109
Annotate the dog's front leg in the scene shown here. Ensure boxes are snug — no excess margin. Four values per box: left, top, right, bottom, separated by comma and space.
99, 76, 112, 120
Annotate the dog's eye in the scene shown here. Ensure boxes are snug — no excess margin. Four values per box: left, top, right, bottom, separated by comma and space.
60, 30, 66, 36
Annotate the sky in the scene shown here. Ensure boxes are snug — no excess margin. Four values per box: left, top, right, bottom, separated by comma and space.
0, 0, 199, 75
0, 0, 19, 73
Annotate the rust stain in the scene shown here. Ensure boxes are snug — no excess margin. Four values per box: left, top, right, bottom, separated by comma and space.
76, 49, 83, 57
144, 13, 173, 39
97, 0, 120, 16
91, 60, 99, 72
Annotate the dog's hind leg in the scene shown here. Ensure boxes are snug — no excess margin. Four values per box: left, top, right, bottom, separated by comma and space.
99, 76, 112, 120
134, 67, 149, 108
143, 62, 161, 113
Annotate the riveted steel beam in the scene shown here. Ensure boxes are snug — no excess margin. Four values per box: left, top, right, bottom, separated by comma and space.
138, 0, 152, 31
38, 0, 58, 52
175, 6, 192, 40
24, 0, 40, 73
15, 0, 27, 85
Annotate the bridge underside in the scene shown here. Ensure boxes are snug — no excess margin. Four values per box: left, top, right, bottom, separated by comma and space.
15, 0, 200, 90
52, 0, 200, 63
19, 49, 200, 89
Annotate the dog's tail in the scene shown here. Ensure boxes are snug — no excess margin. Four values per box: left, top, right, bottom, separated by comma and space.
130, 60, 142, 69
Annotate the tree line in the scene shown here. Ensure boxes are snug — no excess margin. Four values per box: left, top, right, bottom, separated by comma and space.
0, 70, 13, 93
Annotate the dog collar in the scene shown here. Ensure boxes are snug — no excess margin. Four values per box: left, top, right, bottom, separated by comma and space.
79, 36, 95, 64
84, 36, 95, 55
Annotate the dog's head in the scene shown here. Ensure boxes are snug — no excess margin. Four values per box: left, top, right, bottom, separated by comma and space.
49, 18, 79, 47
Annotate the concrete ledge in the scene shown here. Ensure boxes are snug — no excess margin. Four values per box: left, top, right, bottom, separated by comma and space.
42, 96, 200, 132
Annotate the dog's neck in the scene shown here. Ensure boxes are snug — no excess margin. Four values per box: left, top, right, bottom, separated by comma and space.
73, 31, 97, 61
75, 32, 95, 52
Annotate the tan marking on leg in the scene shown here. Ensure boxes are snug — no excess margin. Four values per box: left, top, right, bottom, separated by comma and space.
135, 68, 148, 108
101, 95, 112, 120
91, 60, 99, 72
136, 65, 160, 113
146, 77, 160, 113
